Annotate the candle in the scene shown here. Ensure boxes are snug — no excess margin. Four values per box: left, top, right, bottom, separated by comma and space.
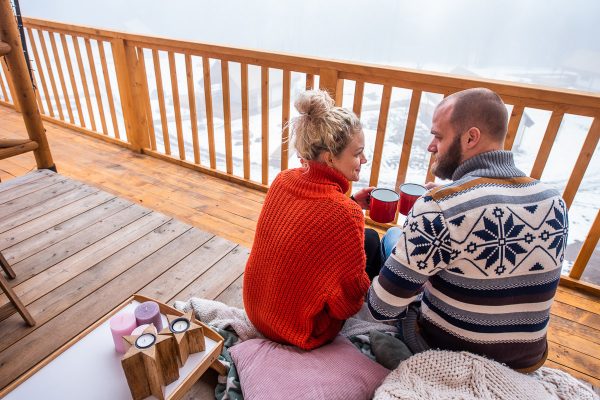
170, 317, 190, 333
135, 333, 156, 349
109, 312, 137, 354
134, 301, 163, 332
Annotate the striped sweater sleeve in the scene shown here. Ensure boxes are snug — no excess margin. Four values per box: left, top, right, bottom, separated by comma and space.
367, 196, 452, 321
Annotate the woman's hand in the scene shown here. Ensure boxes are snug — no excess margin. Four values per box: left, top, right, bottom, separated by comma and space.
352, 187, 375, 210
424, 181, 440, 190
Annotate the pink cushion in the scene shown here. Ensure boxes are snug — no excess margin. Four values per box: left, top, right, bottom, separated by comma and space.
229, 335, 389, 400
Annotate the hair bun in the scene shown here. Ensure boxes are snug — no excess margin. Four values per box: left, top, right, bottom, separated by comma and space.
294, 90, 334, 120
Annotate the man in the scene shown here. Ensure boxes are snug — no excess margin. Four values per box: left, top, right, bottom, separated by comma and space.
367, 87, 568, 371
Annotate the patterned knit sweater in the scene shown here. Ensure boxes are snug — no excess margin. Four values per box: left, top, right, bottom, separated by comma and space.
244, 161, 371, 350
368, 150, 569, 370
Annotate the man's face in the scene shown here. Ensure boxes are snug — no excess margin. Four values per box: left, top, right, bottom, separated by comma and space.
428, 103, 463, 180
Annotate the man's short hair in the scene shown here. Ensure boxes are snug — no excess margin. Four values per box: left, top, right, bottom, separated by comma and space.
442, 88, 508, 142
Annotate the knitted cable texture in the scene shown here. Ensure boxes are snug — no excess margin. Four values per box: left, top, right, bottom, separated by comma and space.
243, 161, 370, 350
374, 350, 598, 400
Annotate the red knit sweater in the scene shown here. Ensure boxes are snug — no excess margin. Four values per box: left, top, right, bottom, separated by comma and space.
243, 161, 370, 350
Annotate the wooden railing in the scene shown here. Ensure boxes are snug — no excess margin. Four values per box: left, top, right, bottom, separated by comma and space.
0, 18, 599, 293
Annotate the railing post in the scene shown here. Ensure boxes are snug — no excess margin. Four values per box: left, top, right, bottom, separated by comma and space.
110, 38, 150, 152
0, 0, 54, 169
319, 68, 343, 105
569, 209, 600, 280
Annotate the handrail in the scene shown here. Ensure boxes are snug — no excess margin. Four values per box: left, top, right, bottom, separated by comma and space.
0, 17, 598, 294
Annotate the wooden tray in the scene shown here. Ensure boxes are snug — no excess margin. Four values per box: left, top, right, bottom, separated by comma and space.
2, 294, 225, 400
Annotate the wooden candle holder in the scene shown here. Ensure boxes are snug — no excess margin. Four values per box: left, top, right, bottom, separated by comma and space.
121, 325, 179, 400
159, 312, 205, 367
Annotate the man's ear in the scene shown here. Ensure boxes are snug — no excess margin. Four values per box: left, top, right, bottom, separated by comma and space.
464, 127, 481, 149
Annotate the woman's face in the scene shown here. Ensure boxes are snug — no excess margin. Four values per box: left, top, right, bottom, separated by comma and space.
330, 130, 367, 181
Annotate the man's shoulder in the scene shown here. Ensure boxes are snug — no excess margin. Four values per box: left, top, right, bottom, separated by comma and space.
428, 176, 543, 202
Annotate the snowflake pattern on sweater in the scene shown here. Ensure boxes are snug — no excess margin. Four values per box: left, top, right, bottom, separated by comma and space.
368, 150, 568, 370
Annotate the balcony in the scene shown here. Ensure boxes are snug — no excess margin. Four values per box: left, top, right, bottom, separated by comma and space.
0, 16, 599, 396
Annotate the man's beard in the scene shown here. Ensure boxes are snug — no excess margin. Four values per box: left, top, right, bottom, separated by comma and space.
431, 134, 462, 180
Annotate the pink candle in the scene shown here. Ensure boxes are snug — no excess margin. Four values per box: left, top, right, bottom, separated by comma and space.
134, 301, 163, 332
109, 312, 137, 354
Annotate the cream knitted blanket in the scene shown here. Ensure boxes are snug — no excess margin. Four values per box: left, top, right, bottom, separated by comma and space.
374, 350, 598, 400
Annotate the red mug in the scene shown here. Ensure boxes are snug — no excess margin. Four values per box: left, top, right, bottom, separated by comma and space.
399, 183, 427, 216
370, 188, 400, 223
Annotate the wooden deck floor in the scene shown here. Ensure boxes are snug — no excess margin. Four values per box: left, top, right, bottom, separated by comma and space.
0, 105, 599, 394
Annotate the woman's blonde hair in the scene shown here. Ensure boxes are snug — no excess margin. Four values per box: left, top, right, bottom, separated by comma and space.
290, 90, 362, 161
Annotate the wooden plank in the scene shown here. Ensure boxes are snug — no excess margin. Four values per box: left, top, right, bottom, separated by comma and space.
84, 38, 108, 134
26, 28, 52, 116
550, 314, 600, 347
552, 288, 600, 315
6, 204, 151, 286
37, 29, 63, 120
261, 66, 269, 185
353, 81, 364, 118
221, 60, 233, 173
547, 340, 600, 382
185, 54, 200, 163
136, 47, 154, 148
59, 33, 84, 126
395, 89, 421, 190
557, 285, 600, 302
369, 85, 392, 187
0, 189, 114, 252
0, 171, 66, 204
170, 245, 249, 302
152, 49, 171, 155
0, 170, 51, 194
0, 212, 170, 310
0, 220, 195, 388
551, 300, 600, 330
530, 110, 564, 179
241, 63, 250, 179
140, 235, 236, 301
2, 197, 131, 266
0, 179, 80, 221
214, 273, 244, 309
0, 183, 98, 235
168, 51, 186, 160
202, 56, 216, 169
72, 35, 96, 130
504, 105, 523, 150
281, 69, 291, 171
48, 31, 74, 123
548, 322, 600, 361
97, 40, 120, 138
562, 117, 600, 208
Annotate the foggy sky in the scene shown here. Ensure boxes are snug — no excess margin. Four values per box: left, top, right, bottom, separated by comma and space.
19, 0, 600, 90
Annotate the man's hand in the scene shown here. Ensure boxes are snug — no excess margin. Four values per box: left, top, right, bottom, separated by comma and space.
352, 187, 375, 210
424, 181, 440, 190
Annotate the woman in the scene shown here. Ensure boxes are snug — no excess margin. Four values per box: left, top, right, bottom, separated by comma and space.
243, 90, 376, 350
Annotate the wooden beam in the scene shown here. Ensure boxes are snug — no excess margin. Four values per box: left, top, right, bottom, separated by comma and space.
569, 209, 600, 280
0, 40, 10, 56
0, 0, 54, 169
0, 140, 38, 160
